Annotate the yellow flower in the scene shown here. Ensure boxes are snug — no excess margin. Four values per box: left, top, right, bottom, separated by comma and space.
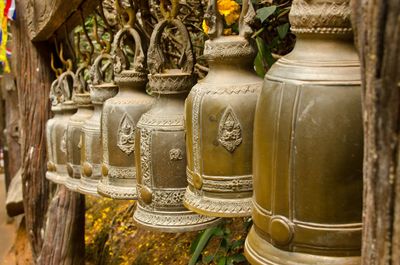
202, 19, 209, 34
218, 0, 240, 25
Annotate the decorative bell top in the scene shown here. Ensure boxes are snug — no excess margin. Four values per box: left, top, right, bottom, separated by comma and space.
289, 0, 352, 35
58, 70, 77, 111
72, 65, 92, 107
89, 53, 118, 105
147, 18, 196, 94
203, 0, 257, 64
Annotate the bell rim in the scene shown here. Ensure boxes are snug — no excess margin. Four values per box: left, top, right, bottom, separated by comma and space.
183, 187, 252, 218
97, 178, 138, 200
76, 177, 101, 197
45, 171, 68, 185
133, 204, 223, 233
64, 177, 80, 192
244, 226, 361, 265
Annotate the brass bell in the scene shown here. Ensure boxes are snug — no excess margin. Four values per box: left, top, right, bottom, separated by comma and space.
133, 16, 221, 232
183, 0, 262, 217
46, 70, 77, 185
77, 54, 118, 196
98, 21, 154, 199
65, 66, 93, 191
244, 0, 363, 264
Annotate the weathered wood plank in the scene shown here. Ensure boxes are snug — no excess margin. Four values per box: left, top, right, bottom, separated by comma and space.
351, 0, 400, 264
27, 0, 100, 41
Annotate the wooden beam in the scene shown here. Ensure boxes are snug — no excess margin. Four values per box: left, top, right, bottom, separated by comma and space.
27, 0, 100, 42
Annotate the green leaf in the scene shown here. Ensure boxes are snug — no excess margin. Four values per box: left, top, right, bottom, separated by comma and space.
218, 257, 227, 265
190, 231, 204, 254
254, 51, 266, 78
230, 239, 245, 250
227, 254, 247, 265
277, 23, 290, 39
254, 36, 275, 77
256, 6, 277, 23
202, 254, 214, 264
189, 227, 223, 265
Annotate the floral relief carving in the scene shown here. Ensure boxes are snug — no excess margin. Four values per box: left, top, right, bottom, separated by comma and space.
169, 148, 183, 161
218, 106, 242, 152
117, 113, 136, 155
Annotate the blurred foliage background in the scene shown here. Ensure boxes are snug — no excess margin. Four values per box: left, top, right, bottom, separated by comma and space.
81, 0, 294, 264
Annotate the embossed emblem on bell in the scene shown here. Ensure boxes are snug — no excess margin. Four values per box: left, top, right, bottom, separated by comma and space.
64, 66, 93, 191
97, 9, 154, 200
46, 70, 77, 185
244, 0, 363, 264
183, 0, 262, 217
77, 54, 118, 196
133, 9, 221, 232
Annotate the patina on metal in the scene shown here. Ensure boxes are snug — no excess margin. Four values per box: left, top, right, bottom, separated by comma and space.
98, 6, 154, 200
244, 0, 363, 264
77, 54, 118, 196
133, 6, 221, 232
183, 0, 262, 217
64, 65, 93, 191
46, 69, 77, 185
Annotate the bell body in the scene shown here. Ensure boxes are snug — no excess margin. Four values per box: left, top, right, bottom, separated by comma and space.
65, 94, 93, 191
98, 75, 154, 200
244, 4, 363, 263
134, 73, 221, 232
46, 102, 77, 185
78, 84, 118, 196
184, 36, 262, 217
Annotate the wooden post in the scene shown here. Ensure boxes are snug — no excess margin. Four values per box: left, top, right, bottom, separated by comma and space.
351, 1, 400, 264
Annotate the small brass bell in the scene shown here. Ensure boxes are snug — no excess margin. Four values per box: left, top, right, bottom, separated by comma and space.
77, 54, 118, 196
183, 0, 262, 217
98, 19, 154, 199
46, 70, 77, 185
244, 0, 363, 264
65, 66, 93, 191
133, 16, 221, 232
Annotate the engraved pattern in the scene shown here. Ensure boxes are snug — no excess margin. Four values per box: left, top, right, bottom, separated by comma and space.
134, 204, 220, 227
184, 187, 252, 216
152, 189, 185, 207
187, 172, 253, 192
97, 179, 137, 199
117, 113, 136, 155
204, 39, 257, 60
60, 131, 67, 154
107, 165, 136, 179
148, 74, 196, 94
138, 113, 184, 128
169, 149, 183, 161
218, 106, 242, 152
289, 0, 352, 34
139, 128, 153, 187
102, 107, 109, 164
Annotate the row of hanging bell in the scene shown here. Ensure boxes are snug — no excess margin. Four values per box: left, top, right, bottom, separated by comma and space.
244, 0, 363, 264
183, 0, 262, 217
132, 13, 221, 231
46, 66, 77, 185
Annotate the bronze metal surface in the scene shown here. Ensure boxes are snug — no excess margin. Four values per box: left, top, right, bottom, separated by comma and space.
244, 0, 363, 264
133, 18, 221, 232
77, 54, 118, 196
65, 66, 93, 191
183, 0, 262, 217
97, 25, 154, 200
46, 71, 77, 185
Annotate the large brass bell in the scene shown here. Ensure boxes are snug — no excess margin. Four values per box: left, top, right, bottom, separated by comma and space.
65, 66, 93, 191
133, 14, 221, 232
46, 70, 77, 185
77, 54, 118, 196
98, 13, 154, 200
244, 0, 363, 264
183, 0, 262, 217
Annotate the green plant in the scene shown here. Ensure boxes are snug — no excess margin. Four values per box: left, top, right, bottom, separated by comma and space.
189, 218, 252, 265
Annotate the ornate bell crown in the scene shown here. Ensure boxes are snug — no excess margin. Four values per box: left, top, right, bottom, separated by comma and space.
203, 0, 258, 62
289, 0, 352, 35
58, 70, 77, 111
112, 17, 148, 89
147, 17, 196, 94
89, 53, 118, 105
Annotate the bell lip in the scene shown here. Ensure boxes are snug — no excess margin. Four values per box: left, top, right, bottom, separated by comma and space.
97, 177, 138, 200
183, 187, 252, 218
244, 226, 361, 265
76, 177, 101, 197
133, 204, 223, 233
148, 72, 196, 94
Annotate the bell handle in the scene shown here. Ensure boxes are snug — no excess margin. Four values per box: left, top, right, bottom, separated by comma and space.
74, 65, 89, 94
147, 18, 194, 75
90, 53, 114, 85
111, 26, 146, 74
58, 70, 75, 102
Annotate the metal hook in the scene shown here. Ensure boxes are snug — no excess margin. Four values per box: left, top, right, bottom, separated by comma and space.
50, 53, 63, 77
59, 43, 73, 71
93, 15, 111, 53
115, 0, 136, 28
160, 0, 179, 20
